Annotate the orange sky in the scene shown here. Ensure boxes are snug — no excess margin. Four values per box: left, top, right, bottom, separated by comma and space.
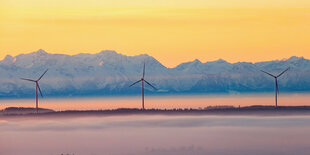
0, 0, 309, 67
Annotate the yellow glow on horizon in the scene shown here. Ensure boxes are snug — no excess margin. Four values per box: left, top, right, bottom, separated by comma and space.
0, 0, 310, 67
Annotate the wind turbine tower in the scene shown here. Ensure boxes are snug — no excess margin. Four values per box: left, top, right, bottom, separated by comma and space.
21, 69, 48, 113
129, 63, 157, 110
261, 67, 289, 108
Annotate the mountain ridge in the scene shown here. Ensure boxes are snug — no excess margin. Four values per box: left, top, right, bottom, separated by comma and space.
0, 49, 309, 98
3, 49, 306, 68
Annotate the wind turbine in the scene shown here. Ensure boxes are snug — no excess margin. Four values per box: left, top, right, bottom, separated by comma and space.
129, 63, 157, 110
21, 69, 48, 113
261, 67, 289, 108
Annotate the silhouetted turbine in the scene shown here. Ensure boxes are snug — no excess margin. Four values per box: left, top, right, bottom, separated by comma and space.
129, 63, 157, 110
261, 67, 289, 108
21, 69, 48, 113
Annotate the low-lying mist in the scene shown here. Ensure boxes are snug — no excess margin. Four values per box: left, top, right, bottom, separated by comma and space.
1, 115, 310, 155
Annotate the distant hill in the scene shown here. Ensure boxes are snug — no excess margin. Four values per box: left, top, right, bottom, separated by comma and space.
0, 49, 309, 98
2, 106, 310, 117
2, 107, 54, 114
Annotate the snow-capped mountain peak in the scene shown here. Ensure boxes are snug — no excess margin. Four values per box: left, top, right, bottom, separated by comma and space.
0, 51, 309, 97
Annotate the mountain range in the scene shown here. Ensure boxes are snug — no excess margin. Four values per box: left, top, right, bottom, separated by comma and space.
0, 49, 309, 98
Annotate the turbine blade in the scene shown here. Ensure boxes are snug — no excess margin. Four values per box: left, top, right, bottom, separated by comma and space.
143, 62, 145, 78
260, 70, 276, 78
276, 81, 279, 96
37, 83, 43, 98
37, 69, 48, 81
277, 67, 289, 78
129, 79, 142, 87
20, 78, 36, 82
144, 80, 157, 90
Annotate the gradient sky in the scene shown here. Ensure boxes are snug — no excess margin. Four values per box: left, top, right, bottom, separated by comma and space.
0, 0, 309, 67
